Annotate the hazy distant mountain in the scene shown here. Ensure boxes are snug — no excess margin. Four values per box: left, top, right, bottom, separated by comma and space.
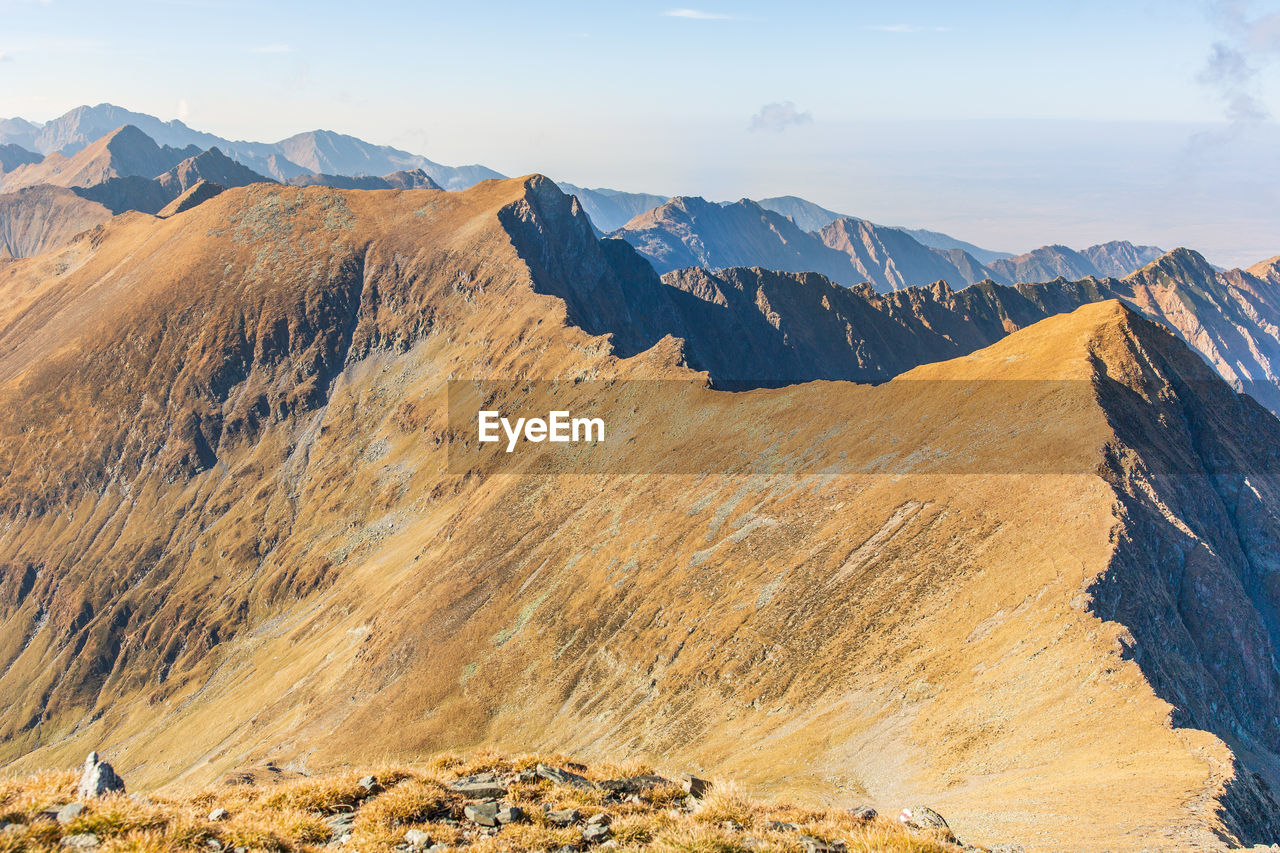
288, 168, 442, 191
0, 125, 197, 193
894, 226, 1013, 264
0, 144, 41, 175
0, 117, 39, 151
614, 196, 994, 291
0, 103, 504, 189
1081, 240, 1166, 277
753, 195, 846, 232
274, 129, 501, 190
989, 241, 1162, 283
756, 194, 1012, 264
556, 183, 668, 232
613, 196, 856, 280
0, 126, 268, 220
819, 217, 994, 291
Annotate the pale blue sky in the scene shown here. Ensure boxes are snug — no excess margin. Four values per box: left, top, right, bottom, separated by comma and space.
2, 0, 1278, 265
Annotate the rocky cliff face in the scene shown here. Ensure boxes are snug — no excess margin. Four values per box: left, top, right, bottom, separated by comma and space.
2, 177, 1280, 851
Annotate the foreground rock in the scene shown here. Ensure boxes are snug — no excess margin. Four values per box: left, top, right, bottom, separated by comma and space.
76, 753, 125, 799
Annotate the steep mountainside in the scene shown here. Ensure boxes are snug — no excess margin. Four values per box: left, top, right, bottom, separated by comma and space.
612, 197, 991, 291
0, 104, 504, 188
1, 178, 1280, 851
556, 183, 668, 232
0, 125, 198, 194
0, 186, 111, 258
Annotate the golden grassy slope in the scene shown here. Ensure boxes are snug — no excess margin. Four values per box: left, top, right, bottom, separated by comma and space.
0, 752, 961, 853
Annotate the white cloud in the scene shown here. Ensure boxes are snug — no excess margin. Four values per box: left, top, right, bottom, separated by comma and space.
663, 8, 739, 20
748, 101, 813, 133
176, 98, 190, 121
249, 43, 293, 54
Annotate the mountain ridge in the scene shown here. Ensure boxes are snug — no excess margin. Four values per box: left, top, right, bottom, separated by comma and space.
2, 177, 1280, 849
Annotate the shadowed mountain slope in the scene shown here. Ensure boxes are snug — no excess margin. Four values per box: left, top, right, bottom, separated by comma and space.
0, 186, 111, 259
2, 178, 1280, 852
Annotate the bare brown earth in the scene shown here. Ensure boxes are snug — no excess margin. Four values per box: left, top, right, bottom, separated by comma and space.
1, 178, 1280, 852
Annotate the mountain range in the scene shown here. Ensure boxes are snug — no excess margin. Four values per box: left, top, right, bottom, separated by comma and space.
0, 103, 502, 189
0, 105, 1170, 287
2, 176, 1280, 852
611, 195, 1165, 291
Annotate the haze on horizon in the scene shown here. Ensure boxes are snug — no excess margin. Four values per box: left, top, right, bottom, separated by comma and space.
2, 0, 1278, 267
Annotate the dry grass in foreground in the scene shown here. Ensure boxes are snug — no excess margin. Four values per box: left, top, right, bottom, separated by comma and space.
0, 751, 986, 853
